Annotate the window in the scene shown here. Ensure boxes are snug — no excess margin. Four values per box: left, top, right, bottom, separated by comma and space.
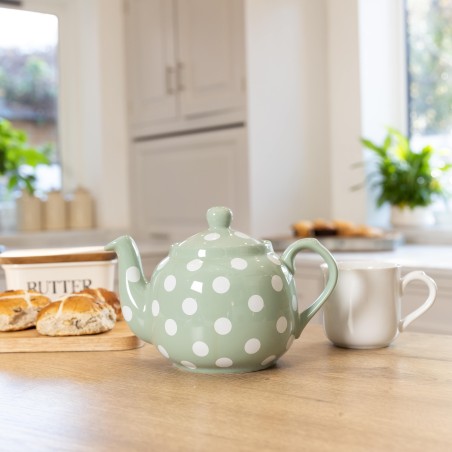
406, 0, 452, 143
0, 1, 146, 234
405, 0, 452, 215
0, 6, 61, 194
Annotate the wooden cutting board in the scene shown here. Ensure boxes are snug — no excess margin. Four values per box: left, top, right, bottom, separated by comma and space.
0, 321, 144, 353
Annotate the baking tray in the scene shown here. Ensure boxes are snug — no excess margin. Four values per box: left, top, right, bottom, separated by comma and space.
267, 232, 404, 252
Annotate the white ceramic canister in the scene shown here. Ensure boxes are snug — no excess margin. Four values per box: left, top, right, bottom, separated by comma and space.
16, 190, 43, 232
68, 186, 94, 229
44, 190, 67, 230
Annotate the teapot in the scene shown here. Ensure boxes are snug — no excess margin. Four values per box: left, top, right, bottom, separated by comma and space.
105, 206, 338, 373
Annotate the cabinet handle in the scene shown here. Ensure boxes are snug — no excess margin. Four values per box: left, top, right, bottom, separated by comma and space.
165, 66, 176, 94
176, 61, 185, 92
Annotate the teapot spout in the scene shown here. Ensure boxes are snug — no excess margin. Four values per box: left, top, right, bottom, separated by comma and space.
105, 235, 151, 342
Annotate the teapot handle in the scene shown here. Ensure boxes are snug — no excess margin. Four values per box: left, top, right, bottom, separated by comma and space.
281, 238, 338, 338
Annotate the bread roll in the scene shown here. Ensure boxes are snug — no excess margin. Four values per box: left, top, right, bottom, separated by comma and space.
78, 288, 123, 320
36, 293, 116, 336
0, 290, 52, 332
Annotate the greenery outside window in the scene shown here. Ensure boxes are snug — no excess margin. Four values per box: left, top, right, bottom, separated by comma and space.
0, 7, 61, 196
405, 0, 452, 217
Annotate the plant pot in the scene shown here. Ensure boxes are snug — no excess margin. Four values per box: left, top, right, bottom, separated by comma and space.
390, 206, 435, 227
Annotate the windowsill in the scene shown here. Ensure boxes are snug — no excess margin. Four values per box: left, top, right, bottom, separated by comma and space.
0, 228, 128, 251
0, 228, 173, 257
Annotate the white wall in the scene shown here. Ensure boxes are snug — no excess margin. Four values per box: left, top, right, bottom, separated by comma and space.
359, 0, 407, 226
325, 0, 406, 227
246, 0, 402, 235
64, 0, 130, 230
327, 0, 367, 224
245, 0, 331, 238
89, 0, 130, 230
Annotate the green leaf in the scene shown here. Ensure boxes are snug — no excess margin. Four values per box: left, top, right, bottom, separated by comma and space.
0, 118, 51, 194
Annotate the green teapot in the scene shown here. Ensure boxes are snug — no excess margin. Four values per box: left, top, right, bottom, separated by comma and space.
105, 206, 338, 373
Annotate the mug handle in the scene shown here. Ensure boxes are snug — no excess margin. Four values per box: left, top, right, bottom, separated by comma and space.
399, 270, 437, 332
281, 238, 338, 338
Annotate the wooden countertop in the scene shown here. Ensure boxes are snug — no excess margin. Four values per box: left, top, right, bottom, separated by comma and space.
1, 325, 451, 451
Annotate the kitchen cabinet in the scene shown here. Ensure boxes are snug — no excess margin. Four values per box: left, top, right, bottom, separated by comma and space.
125, 1, 327, 239
130, 127, 249, 241
125, 0, 246, 137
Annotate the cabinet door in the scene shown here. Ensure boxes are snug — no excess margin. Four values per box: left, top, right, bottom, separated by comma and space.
125, 0, 178, 129
176, 0, 245, 116
131, 128, 249, 241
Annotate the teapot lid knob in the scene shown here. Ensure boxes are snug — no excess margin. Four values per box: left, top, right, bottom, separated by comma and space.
207, 206, 232, 229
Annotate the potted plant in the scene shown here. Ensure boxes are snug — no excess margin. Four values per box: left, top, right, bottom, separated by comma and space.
0, 118, 51, 232
358, 127, 451, 226
0, 118, 51, 194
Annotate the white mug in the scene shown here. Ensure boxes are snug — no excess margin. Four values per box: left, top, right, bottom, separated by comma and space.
321, 261, 437, 349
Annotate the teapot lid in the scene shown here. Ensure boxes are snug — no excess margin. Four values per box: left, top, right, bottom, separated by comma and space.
170, 206, 267, 258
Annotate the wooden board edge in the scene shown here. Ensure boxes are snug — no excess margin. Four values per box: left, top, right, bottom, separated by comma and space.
0, 322, 144, 353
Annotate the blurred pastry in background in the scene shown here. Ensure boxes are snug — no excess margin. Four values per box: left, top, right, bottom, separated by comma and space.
292, 218, 384, 238
292, 220, 313, 237
312, 219, 338, 237
332, 219, 358, 236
